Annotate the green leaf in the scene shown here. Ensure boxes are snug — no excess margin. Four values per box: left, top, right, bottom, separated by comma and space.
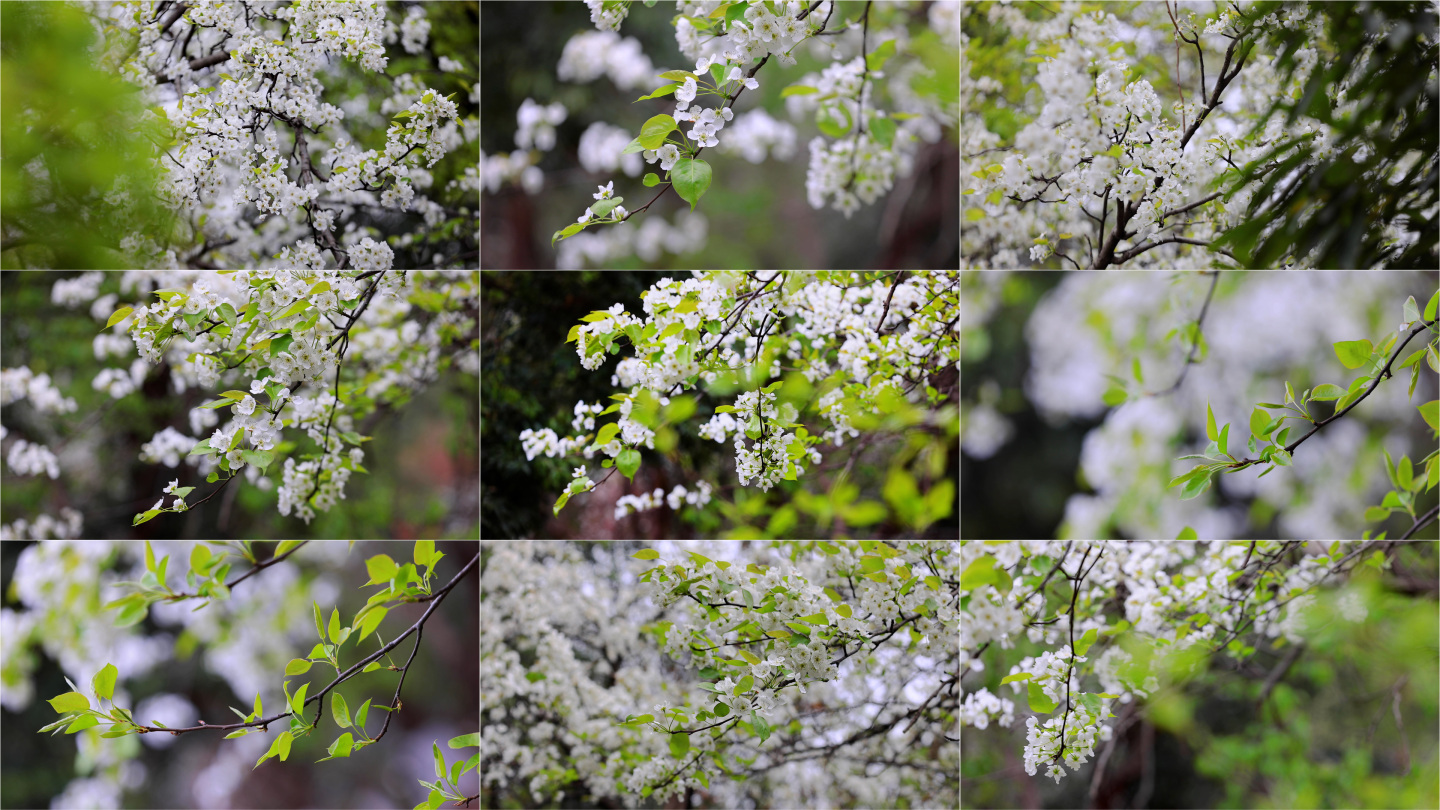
1206, 402, 1217, 441
241, 449, 274, 470
658, 69, 699, 83
1099, 385, 1128, 407
357, 606, 387, 642
48, 692, 90, 714
277, 299, 310, 320
999, 673, 1032, 684
638, 114, 678, 149
290, 682, 309, 718
1176, 527, 1198, 540
92, 663, 118, 702
1333, 339, 1373, 369
327, 732, 354, 760
1272, 448, 1292, 466
1308, 384, 1346, 401
1403, 295, 1420, 325
865, 38, 896, 71
670, 731, 691, 759
65, 714, 101, 734
328, 608, 341, 643
365, 554, 399, 585
781, 84, 819, 97
620, 137, 646, 155
816, 103, 852, 137
132, 509, 163, 526
617, 448, 642, 480
1250, 407, 1272, 440
285, 659, 312, 676
671, 158, 712, 211
632, 549, 660, 561
1100, 144, 1124, 158
635, 83, 679, 102
869, 115, 897, 148
105, 306, 134, 329
1365, 506, 1392, 522
1398, 456, 1414, 490
1217, 423, 1230, 457
594, 422, 621, 447
1425, 289, 1439, 321
734, 675, 754, 695
643, 172, 661, 187
332, 693, 351, 728
590, 197, 624, 219
1420, 400, 1439, 431
1027, 681, 1058, 714
362, 662, 381, 673
1074, 628, 1098, 657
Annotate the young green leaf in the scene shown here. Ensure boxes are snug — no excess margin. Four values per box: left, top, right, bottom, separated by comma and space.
1217, 423, 1230, 457
632, 549, 659, 560
328, 608, 341, 643
290, 683, 309, 717
1402, 295, 1420, 325
1176, 526, 1198, 540
671, 158, 712, 211
364, 554, 399, 585
638, 113, 678, 149
92, 663, 118, 702
1308, 383, 1346, 401
357, 606, 387, 642
48, 692, 90, 714
617, 447, 642, 480
1333, 339, 1373, 369
1206, 402, 1217, 441
105, 306, 134, 329
1074, 628, 1098, 657
332, 692, 351, 728
1425, 289, 1439, 321
669, 732, 691, 759
1027, 681, 1058, 714
285, 659, 312, 676
355, 698, 372, 730
999, 672, 1033, 684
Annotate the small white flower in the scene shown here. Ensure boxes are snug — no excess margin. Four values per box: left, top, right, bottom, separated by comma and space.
726, 66, 743, 83
151, 499, 164, 511
250, 377, 272, 395
593, 181, 614, 200
695, 55, 713, 72
743, 76, 759, 90
164, 479, 179, 494
235, 394, 257, 416
579, 207, 594, 224
613, 205, 628, 220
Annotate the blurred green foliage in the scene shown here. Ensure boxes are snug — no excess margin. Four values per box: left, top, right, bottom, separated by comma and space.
1216, 1, 1437, 268
1, 2, 172, 268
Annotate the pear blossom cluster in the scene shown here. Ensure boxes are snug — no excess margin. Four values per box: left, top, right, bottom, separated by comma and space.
557, 29, 657, 90
963, 2, 1420, 268
521, 272, 958, 516
88, 1, 477, 269
964, 541, 1403, 786
12, 270, 477, 532
1, 367, 79, 414
612, 481, 714, 520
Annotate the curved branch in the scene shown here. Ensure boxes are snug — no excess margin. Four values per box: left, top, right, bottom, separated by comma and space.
1147, 270, 1220, 397
1227, 317, 1437, 465
1399, 503, 1439, 540
131, 552, 477, 735
166, 541, 308, 600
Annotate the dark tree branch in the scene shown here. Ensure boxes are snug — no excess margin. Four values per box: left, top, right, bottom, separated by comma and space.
131, 552, 477, 735
1147, 270, 1220, 397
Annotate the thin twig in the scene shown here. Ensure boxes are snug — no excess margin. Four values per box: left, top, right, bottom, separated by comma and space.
1147, 270, 1220, 397
166, 541, 308, 599
130, 552, 477, 735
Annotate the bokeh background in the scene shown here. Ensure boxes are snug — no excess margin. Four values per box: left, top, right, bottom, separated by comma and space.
0, 271, 479, 539
0, 540, 479, 810
960, 271, 1439, 539
481, 1, 959, 269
